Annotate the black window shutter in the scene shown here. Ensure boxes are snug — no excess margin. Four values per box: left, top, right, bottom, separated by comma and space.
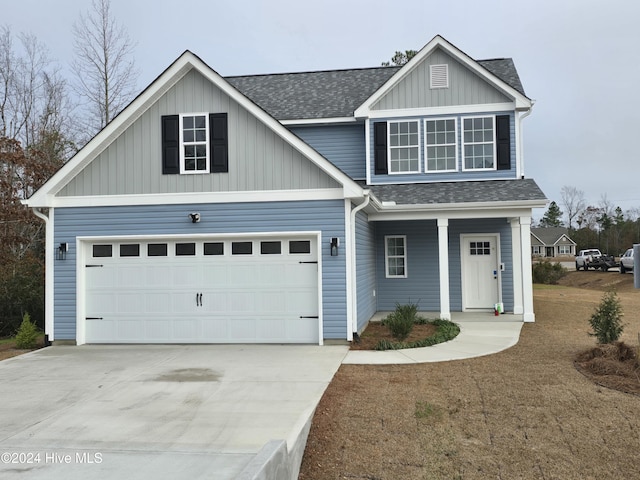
496, 115, 511, 171
210, 113, 228, 173
374, 122, 388, 175
161, 115, 180, 174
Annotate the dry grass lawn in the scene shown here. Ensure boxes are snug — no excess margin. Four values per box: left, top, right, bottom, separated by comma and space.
299, 271, 640, 480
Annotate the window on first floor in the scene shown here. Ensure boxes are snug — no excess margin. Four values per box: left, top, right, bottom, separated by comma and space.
462, 116, 495, 170
385, 235, 407, 278
388, 121, 420, 173
532, 245, 543, 256
557, 245, 572, 255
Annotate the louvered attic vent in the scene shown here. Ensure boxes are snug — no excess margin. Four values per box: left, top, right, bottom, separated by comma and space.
430, 64, 449, 89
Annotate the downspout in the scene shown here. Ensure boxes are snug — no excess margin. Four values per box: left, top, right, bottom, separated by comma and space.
517, 104, 534, 178
348, 192, 370, 340
31, 208, 53, 346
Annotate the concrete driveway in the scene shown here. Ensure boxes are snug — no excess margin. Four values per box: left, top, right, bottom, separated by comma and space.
0, 345, 348, 480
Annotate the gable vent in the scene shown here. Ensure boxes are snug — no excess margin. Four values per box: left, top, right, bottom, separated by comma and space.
430, 64, 449, 89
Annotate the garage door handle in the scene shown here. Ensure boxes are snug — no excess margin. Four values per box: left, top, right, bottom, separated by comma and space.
86, 317, 103, 320
199, 293, 203, 307
196, 293, 203, 307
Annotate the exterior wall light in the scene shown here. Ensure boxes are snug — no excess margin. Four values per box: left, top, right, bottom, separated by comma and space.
189, 213, 201, 223
57, 242, 68, 260
330, 237, 339, 256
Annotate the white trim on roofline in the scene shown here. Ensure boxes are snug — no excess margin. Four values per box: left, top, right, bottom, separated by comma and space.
34, 188, 346, 209
26, 51, 364, 208
354, 35, 532, 118
368, 205, 540, 222
366, 102, 515, 119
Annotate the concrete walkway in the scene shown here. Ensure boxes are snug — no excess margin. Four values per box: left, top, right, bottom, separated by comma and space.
343, 313, 524, 364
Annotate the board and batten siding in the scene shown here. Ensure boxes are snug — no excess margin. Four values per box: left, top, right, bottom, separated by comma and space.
52, 200, 347, 341
58, 69, 340, 197
368, 112, 516, 184
372, 47, 511, 110
288, 124, 366, 180
355, 209, 376, 331
374, 218, 514, 312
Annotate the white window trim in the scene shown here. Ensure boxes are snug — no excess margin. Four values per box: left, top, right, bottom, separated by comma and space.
387, 120, 421, 175
384, 235, 408, 278
430, 64, 449, 89
424, 117, 458, 173
461, 115, 496, 172
179, 113, 210, 174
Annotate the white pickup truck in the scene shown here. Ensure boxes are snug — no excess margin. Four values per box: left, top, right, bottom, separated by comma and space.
575, 249, 617, 271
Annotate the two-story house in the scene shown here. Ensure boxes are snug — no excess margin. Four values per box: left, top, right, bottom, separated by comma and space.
26, 35, 546, 345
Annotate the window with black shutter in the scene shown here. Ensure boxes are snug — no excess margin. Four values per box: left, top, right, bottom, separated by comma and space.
374, 121, 388, 174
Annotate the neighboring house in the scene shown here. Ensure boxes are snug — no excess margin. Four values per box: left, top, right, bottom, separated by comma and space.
25, 35, 547, 346
531, 228, 576, 257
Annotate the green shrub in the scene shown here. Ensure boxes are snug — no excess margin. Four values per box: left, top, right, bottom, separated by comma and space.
589, 290, 624, 344
532, 260, 567, 285
375, 319, 460, 350
382, 302, 425, 340
15, 312, 39, 349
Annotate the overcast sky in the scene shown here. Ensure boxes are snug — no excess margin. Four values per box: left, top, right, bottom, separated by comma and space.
5, 0, 640, 218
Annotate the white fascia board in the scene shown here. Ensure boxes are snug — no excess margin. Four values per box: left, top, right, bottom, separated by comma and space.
354, 35, 532, 118
368, 202, 544, 221
26, 51, 364, 207
366, 102, 515, 119
280, 117, 357, 126
46, 188, 345, 208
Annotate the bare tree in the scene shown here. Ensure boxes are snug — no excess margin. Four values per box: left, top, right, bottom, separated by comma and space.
560, 185, 586, 231
71, 0, 139, 135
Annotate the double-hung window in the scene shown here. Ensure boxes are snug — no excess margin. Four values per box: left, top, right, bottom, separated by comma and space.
462, 116, 495, 170
388, 121, 420, 173
180, 114, 209, 173
385, 236, 407, 278
425, 118, 457, 172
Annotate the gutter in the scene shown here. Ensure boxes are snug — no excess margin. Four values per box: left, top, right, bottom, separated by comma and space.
31, 208, 53, 346
348, 192, 370, 340
518, 103, 534, 178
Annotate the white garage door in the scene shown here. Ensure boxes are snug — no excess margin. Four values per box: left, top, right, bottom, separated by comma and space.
84, 236, 320, 344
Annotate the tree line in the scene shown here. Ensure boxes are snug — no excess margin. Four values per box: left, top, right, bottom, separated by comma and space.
537, 186, 640, 256
1, 0, 138, 335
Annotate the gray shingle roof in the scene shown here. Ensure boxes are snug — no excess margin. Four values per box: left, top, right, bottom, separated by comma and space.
226, 58, 526, 121
365, 179, 547, 205
531, 227, 574, 245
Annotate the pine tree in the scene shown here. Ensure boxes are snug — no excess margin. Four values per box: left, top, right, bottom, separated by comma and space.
540, 201, 564, 227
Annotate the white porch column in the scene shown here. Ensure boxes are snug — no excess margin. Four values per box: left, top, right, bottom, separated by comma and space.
510, 218, 524, 315
519, 216, 535, 322
437, 218, 451, 320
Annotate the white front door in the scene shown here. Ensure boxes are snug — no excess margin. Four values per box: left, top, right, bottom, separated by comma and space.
461, 234, 500, 310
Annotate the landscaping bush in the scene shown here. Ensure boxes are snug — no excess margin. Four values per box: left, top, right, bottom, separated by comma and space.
382, 302, 425, 340
15, 312, 39, 349
589, 290, 624, 344
375, 319, 460, 350
532, 260, 567, 284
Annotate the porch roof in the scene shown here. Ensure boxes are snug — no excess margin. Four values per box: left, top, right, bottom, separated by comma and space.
365, 179, 547, 207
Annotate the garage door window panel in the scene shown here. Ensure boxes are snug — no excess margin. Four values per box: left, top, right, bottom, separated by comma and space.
120, 244, 140, 257
232, 242, 253, 255
93, 244, 113, 258
204, 242, 224, 255
260, 241, 281, 255
176, 243, 196, 256
289, 240, 311, 254
148, 243, 168, 257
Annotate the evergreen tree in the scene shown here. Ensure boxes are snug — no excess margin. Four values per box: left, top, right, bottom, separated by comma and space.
540, 201, 564, 227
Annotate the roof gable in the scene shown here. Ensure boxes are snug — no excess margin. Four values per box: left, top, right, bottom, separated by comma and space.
354, 35, 532, 117
530, 227, 575, 246
27, 51, 363, 207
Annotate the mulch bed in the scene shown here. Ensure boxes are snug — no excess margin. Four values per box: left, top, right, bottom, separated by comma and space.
574, 342, 640, 396
350, 322, 438, 350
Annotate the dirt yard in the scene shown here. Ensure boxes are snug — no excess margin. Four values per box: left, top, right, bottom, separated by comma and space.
299, 271, 640, 480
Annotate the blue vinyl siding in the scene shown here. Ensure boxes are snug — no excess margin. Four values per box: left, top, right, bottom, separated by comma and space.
374, 218, 514, 312
53, 200, 347, 341
375, 221, 440, 311
369, 112, 516, 184
355, 210, 376, 332
289, 124, 366, 180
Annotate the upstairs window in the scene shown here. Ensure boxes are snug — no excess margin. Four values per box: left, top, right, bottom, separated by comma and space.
161, 113, 228, 175
462, 116, 495, 170
181, 114, 209, 173
388, 121, 420, 173
425, 118, 457, 172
